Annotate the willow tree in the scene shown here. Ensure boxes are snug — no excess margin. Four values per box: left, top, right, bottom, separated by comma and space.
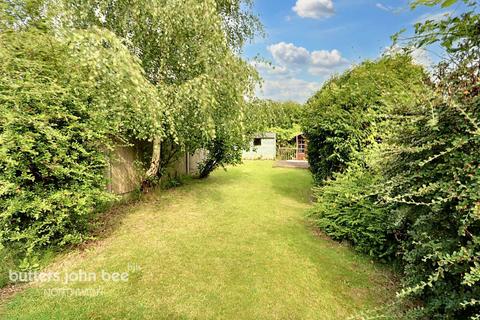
3, 0, 261, 179
55, 0, 261, 179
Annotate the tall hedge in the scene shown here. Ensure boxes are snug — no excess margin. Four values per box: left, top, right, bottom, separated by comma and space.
302, 56, 428, 183
306, 56, 429, 262
305, 1, 480, 317
0, 28, 163, 258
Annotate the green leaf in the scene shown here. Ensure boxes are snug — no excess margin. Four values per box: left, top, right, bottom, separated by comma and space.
441, 0, 458, 7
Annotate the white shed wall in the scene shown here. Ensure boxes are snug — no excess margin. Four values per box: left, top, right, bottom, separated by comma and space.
242, 134, 277, 160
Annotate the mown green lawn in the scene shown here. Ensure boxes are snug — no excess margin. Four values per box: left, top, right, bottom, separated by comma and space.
0, 161, 396, 319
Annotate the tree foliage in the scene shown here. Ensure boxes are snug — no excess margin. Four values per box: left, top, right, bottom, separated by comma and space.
59, 0, 261, 178
302, 56, 428, 183
245, 99, 303, 147
0, 0, 261, 258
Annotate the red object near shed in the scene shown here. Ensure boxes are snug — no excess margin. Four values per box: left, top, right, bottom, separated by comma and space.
295, 134, 307, 160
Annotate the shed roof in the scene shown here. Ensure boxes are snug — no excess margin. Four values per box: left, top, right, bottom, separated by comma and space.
253, 132, 276, 139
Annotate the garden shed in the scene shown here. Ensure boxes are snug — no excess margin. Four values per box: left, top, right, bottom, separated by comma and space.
242, 132, 277, 160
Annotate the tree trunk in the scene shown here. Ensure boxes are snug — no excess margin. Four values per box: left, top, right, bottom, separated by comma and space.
146, 137, 161, 178
198, 157, 216, 179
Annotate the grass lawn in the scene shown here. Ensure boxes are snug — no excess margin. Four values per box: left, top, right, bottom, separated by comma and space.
0, 161, 397, 319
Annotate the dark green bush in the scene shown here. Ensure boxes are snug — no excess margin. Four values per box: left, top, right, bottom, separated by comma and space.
302, 56, 427, 183
308, 156, 399, 260
304, 56, 429, 263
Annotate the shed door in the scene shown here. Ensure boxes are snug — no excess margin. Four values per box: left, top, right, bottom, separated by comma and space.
296, 135, 306, 160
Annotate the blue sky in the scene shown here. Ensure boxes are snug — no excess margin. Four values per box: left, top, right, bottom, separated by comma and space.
244, 0, 469, 102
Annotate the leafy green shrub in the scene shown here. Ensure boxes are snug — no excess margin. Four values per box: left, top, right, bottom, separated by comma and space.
308, 149, 400, 261
0, 27, 163, 258
246, 100, 302, 131
302, 57, 429, 263
0, 30, 107, 256
302, 56, 427, 183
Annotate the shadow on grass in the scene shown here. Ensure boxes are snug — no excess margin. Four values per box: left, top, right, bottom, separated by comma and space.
269, 168, 313, 204
0, 177, 194, 298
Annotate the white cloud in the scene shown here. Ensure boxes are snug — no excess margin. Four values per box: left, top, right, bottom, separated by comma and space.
268, 42, 311, 66
375, 3, 404, 13
311, 49, 348, 67
267, 42, 348, 74
257, 78, 321, 103
384, 45, 433, 68
293, 0, 334, 19
308, 49, 348, 75
375, 3, 390, 11
252, 42, 349, 102
410, 47, 433, 67
250, 61, 290, 76
308, 66, 333, 75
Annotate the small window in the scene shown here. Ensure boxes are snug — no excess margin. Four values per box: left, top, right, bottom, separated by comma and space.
253, 138, 262, 146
